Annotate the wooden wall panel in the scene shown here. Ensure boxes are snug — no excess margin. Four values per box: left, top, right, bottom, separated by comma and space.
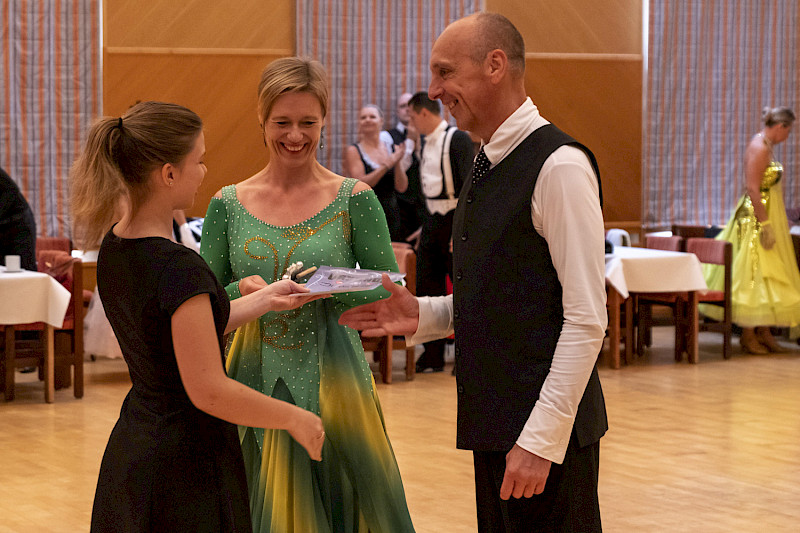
489, 0, 643, 225
491, 0, 641, 54
104, 0, 293, 50
104, 53, 285, 217
526, 58, 642, 223
103, 0, 294, 217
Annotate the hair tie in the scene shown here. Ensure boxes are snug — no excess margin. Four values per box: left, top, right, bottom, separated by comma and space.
117, 117, 123, 129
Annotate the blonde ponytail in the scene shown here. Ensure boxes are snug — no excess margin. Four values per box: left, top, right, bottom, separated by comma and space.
69, 102, 203, 249
70, 118, 127, 249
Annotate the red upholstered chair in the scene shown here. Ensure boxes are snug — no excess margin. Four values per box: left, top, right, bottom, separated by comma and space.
36, 236, 93, 309
2, 250, 84, 400
360, 243, 417, 384
36, 236, 71, 254
635, 235, 685, 359
683, 238, 732, 359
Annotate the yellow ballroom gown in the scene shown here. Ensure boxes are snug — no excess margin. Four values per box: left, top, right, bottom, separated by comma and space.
703, 160, 800, 327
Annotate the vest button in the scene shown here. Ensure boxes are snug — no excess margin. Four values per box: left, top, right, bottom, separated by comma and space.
454, 309, 460, 319
457, 385, 464, 394
461, 232, 468, 241
456, 271, 463, 281
466, 195, 473, 203
455, 347, 460, 357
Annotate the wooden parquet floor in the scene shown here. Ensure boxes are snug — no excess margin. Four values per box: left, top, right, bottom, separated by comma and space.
1, 327, 799, 532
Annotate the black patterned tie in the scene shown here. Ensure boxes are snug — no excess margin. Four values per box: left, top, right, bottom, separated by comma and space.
472, 147, 490, 182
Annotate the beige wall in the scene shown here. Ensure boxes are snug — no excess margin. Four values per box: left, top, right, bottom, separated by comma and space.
104, 0, 642, 225
103, 0, 294, 217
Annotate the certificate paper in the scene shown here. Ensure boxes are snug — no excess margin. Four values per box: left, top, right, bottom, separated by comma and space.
302, 266, 405, 294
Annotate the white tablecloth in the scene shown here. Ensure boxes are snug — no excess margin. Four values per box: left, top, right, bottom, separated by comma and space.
0, 268, 71, 327
605, 246, 708, 299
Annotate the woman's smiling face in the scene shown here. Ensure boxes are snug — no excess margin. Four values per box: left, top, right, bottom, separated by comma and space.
263, 91, 325, 165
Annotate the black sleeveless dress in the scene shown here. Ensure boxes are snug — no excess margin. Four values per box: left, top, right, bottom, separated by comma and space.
91, 230, 251, 532
352, 143, 402, 240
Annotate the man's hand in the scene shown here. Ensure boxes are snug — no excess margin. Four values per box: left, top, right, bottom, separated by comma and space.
499, 445, 552, 500
338, 273, 420, 337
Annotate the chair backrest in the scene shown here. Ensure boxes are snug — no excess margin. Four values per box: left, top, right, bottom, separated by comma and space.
645, 235, 683, 252
685, 237, 730, 267
391, 244, 417, 296
36, 250, 83, 332
671, 224, 709, 240
36, 236, 72, 254
686, 238, 732, 315
605, 228, 631, 247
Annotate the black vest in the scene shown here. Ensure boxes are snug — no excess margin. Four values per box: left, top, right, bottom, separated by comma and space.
451, 124, 607, 451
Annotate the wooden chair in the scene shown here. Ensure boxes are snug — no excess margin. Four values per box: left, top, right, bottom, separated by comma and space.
683, 238, 732, 359
360, 243, 417, 384
635, 235, 685, 359
671, 224, 710, 240
2, 250, 84, 400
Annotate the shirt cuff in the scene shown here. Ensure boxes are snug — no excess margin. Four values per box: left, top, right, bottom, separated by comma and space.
406, 295, 453, 345
515, 406, 574, 464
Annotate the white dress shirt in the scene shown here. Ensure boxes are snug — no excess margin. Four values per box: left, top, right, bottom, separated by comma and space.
408, 97, 607, 464
420, 120, 459, 215
381, 124, 415, 173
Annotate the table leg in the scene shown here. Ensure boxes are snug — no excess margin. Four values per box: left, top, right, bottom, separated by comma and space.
45, 325, 54, 403
687, 291, 699, 364
607, 287, 621, 369
623, 296, 634, 364
4, 326, 14, 400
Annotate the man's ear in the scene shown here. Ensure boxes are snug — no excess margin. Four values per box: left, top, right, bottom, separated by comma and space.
486, 49, 508, 84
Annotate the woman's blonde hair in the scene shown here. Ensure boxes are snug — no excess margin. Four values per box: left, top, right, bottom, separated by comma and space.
762, 106, 796, 127
257, 57, 329, 126
70, 101, 202, 249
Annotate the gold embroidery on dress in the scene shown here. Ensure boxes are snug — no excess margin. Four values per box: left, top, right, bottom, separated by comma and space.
245, 211, 351, 350
734, 161, 783, 287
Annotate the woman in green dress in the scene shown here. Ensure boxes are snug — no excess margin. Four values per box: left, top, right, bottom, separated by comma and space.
200, 58, 415, 532
703, 106, 800, 353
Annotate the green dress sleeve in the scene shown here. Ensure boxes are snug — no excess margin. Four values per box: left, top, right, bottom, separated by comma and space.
199, 196, 242, 300
334, 188, 400, 308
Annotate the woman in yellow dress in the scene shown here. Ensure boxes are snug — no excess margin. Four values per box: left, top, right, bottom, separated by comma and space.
704, 106, 800, 353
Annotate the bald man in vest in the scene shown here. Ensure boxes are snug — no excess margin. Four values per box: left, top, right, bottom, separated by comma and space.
341, 12, 607, 532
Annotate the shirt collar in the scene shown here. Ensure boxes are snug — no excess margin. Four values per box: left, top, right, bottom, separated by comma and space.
481, 97, 549, 167
426, 120, 449, 142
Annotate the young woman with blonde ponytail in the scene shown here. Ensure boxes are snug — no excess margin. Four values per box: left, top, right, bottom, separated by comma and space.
71, 101, 327, 532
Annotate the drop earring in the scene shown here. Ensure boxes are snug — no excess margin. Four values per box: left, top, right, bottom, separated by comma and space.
319, 127, 325, 150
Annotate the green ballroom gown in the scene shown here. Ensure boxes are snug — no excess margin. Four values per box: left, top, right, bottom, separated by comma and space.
201, 178, 415, 532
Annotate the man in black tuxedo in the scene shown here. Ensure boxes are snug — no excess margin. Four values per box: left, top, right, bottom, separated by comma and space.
407, 91, 474, 373
340, 12, 608, 532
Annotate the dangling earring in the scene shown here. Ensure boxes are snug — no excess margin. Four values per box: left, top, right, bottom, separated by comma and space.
319, 127, 325, 150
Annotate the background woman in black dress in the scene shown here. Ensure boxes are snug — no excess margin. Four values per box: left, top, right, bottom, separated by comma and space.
70, 101, 326, 532
343, 104, 408, 240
